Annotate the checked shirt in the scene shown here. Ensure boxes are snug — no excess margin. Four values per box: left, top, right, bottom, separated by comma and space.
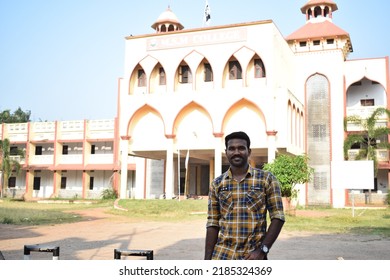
206, 165, 285, 260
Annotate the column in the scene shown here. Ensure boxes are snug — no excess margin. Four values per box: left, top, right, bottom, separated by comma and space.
214, 133, 223, 177
266, 130, 278, 163
119, 136, 130, 199
165, 136, 175, 199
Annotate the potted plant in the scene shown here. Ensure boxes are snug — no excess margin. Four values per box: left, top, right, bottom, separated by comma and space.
263, 154, 314, 214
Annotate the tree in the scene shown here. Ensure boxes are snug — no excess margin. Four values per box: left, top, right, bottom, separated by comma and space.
0, 107, 31, 123
263, 154, 314, 199
344, 107, 390, 177
0, 139, 24, 198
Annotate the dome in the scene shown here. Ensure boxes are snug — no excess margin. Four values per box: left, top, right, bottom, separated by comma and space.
151, 7, 184, 32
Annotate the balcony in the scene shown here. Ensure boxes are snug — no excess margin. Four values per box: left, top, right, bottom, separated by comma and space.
346, 106, 388, 131
9, 155, 25, 164
30, 155, 54, 165
88, 154, 114, 164
347, 149, 389, 162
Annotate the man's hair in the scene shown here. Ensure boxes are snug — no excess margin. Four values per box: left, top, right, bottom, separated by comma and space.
224, 131, 251, 149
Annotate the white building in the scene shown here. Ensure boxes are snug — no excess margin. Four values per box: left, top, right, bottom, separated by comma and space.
1, 0, 389, 207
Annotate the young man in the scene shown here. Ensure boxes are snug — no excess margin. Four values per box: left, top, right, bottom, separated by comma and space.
204, 131, 285, 260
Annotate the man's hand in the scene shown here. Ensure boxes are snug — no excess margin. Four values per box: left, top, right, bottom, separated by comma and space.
244, 248, 267, 260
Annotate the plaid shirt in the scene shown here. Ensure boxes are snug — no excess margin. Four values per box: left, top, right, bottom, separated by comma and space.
206, 165, 285, 260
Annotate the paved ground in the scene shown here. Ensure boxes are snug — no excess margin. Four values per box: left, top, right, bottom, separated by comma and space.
1, 207, 390, 260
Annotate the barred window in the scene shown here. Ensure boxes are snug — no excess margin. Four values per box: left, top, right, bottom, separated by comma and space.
204, 63, 213, 82
229, 61, 242, 80
138, 69, 146, 87
313, 172, 327, 190
312, 124, 326, 141
179, 65, 192, 83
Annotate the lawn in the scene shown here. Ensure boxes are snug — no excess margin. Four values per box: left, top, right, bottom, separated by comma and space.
1, 198, 389, 237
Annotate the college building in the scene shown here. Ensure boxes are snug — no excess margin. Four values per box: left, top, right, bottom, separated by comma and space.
1, 0, 389, 207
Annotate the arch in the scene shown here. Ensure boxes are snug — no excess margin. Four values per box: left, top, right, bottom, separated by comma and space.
175, 60, 192, 91
195, 58, 214, 90
247, 53, 266, 87
150, 63, 167, 94
126, 105, 167, 151
221, 99, 267, 148
222, 55, 243, 88
172, 101, 215, 150
314, 6, 322, 18
346, 77, 387, 109
129, 64, 147, 95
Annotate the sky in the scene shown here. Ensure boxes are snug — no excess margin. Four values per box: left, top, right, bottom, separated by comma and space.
0, 0, 389, 122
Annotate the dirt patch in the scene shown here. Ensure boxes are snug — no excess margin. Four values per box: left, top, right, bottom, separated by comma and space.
1, 207, 390, 260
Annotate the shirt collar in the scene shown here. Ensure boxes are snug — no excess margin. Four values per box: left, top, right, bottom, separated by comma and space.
225, 164, 254, 179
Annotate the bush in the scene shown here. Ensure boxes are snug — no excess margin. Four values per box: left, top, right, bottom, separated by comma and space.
101, 188, 117, 200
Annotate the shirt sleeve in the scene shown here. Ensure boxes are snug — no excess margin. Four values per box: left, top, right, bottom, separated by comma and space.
266, 172, 286, 222
206, 180, 221, 228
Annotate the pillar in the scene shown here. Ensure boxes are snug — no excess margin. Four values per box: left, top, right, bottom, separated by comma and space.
119, 136, 130, 199
165, 136, 175, 199
266, 130, 278, 163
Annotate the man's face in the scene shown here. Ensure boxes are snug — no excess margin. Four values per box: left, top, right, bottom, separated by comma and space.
225, 138, 251, 168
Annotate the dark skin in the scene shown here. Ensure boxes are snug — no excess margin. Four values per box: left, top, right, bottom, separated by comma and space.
204, 138, 284, 260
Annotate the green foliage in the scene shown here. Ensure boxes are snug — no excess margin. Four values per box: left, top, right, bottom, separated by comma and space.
263, 154, 314, 198
101, 188, 117, 200
386, 193, 390, 205
0, 107, 31, 123
344, 107, 390, 176
0, 139, 25, 197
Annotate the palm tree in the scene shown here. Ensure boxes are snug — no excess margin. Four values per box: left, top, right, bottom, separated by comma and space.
344, 107, 390, 201
0, 138, 24, 198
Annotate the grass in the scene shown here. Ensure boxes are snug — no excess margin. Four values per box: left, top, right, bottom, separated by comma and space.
1, 198, 389, 237
0, 199, 113, 225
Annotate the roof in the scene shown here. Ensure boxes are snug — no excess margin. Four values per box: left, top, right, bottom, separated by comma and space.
285, 20, 349, 41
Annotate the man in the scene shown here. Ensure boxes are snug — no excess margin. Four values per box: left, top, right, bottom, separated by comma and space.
204, 131, 285, 260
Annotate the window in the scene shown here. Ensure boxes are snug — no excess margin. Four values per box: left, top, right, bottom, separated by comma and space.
204, 63, 213, 82
313, 172, 327, 190
89, 177, 94, 190
10, 146, 18, 155
312, 124, 327, 141
361, 99, 374, 106
327, 39, 334, 44
299, 41, 307, 47
254, 59, 266, 78
62, 145, 68, 155
179, 65, 192, 83
61, 177, 67, 189
313, 40, 320, 46
91, 145, 96, 154
35, 146, 42, 155
229, 61, 242, 80
33, 177, 41, 191
138, 69, 146, 87
159, 67, 166, 85
8, 177, 16, 188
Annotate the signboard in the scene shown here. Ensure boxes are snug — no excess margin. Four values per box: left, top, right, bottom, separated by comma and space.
331, 160, 374, 190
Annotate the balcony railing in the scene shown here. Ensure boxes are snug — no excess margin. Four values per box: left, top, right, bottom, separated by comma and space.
347, 149, 389, 161
346, 106, 388, 131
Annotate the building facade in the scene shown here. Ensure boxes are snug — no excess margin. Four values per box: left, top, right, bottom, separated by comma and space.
1, 0, 389, 206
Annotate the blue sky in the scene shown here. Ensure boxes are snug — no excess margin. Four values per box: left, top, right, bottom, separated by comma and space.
1, 0, 389, 122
